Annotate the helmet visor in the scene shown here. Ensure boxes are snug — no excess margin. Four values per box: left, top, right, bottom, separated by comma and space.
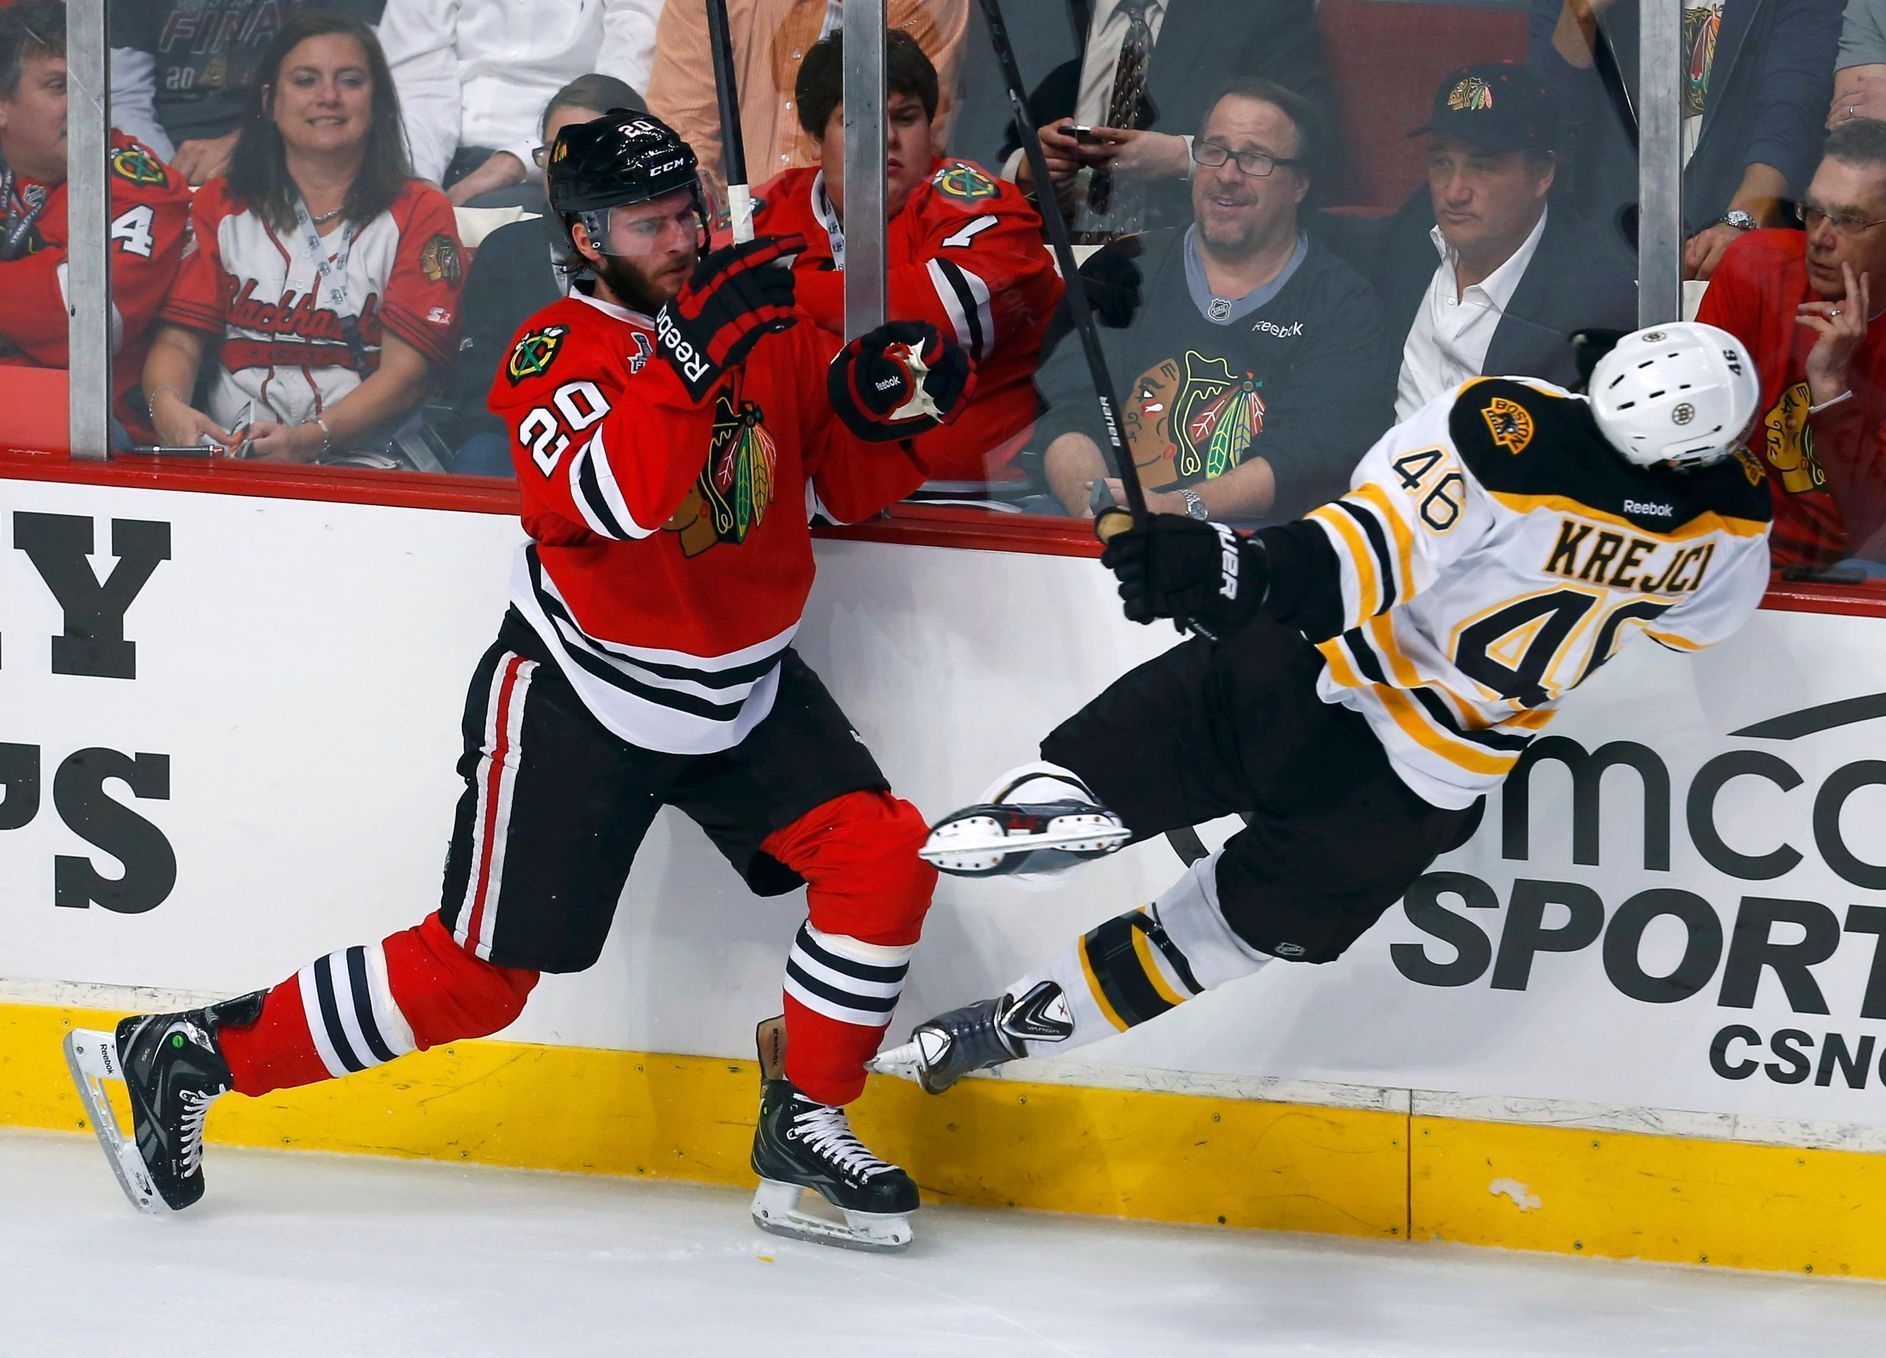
576, 186, 708, 263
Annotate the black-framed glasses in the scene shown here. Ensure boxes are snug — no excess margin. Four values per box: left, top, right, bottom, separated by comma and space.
1191, 140, 1301, 178
1795, 201, 1886, 237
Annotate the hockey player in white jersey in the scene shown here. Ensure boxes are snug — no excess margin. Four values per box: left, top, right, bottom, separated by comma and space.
880, 323, 1772, 1092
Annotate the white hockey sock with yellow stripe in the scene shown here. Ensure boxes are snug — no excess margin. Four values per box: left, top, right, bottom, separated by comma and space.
1001, 849, 1273, 1058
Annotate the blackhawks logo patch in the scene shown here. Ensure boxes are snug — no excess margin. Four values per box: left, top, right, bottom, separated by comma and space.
506, 325, 567, 384
1447, 75, 1494, 112
420, 233, 462, 285
1122, 350, 1265, 488
931, 160, 999, 204
1482, 396, 1534, 454
109, 144, 165, 186
664, 388, 779, 556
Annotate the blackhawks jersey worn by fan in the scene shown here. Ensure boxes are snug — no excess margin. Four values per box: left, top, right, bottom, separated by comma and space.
490, 286, 928, 755
1267, 377, 1772, 809
161, 178, 463, 432
752, 158, 1061, 481
0, 133, 190, 435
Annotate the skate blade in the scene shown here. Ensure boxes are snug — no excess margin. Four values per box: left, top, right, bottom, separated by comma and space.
750, 1180, 913, 1254
919, 814, 1131, 873
63, 1029, 165, 1215
866, 1040, 924, 1084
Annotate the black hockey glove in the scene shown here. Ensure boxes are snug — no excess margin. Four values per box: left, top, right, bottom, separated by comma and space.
1077, 236, 1144, 329
654, 232, 805, 401
828, 320, 976, 442
1100, 513, 1269, 633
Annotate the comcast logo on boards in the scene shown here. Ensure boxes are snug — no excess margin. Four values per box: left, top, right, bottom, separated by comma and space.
1392, 693, 1886, 1090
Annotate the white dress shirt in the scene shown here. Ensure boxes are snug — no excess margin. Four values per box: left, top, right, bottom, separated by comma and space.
1075, 0, 1169, 126
1394, 206, 1549, 421
379, 0, 666, 182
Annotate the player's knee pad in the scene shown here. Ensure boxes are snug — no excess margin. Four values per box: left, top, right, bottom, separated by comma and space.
765, 790, 936, 946
383, 914, 541, 1049
1150, 851, 1287, 986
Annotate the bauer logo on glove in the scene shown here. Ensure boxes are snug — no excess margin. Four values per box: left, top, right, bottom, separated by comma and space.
829, 320, 975, 442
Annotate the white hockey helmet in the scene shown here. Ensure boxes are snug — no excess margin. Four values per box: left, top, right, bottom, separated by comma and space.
1588, 322, 1761, 470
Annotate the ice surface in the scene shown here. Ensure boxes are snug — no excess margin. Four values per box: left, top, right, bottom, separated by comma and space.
3, 1128, 1882, 1358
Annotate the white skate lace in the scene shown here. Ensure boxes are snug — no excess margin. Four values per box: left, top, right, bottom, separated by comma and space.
177, 1090, 213, 1175
789, 1099, 892, 1181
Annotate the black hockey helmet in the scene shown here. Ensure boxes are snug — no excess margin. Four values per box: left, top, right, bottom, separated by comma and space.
547, 109, 701, 215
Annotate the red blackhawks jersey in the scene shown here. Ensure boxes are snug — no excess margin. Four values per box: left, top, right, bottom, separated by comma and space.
162, 177, 463, 432
0, 132, 190, 436
1698, 229, 1886, 567
751, 157, 1061, 481
488, 286, 928, 754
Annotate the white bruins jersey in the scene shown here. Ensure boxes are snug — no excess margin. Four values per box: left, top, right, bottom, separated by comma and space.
1285, 377, 1772, 809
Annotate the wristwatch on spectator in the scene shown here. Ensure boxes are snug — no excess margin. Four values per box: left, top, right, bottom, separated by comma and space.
1179, 487, 1210, 520
1720, 209, 1757, 232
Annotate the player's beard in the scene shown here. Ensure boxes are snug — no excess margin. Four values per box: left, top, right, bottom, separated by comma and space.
592, 251, 689, 317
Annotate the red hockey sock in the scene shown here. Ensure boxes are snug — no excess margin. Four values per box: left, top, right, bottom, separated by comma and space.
221, 913, 539, 1098
761, 791, 935, 1105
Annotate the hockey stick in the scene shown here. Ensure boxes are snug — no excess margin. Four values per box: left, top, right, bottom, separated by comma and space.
705, 0, 754, 243
976, 0, 1147, 531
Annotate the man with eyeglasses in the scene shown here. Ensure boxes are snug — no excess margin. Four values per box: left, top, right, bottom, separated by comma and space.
1033, 77, 1388, 523
1699, 118, 1886, 566
1322, 63, 1636, 423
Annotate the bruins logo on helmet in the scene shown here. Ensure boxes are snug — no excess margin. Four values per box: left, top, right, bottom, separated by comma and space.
506, 325, 567, 384
1482, 396, 1534, 454
420, 233, 462, 285
109, 144, 165, 186
931, 161, 998, 204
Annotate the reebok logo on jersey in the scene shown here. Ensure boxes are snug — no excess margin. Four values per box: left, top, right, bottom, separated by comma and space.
1624, 499, 1674, 517
1251, 320, 1304, 338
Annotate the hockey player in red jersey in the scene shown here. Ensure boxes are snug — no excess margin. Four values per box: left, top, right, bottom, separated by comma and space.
65, 111, 974, 1254
0, 1, 190, 441
749, 29, 1061, 484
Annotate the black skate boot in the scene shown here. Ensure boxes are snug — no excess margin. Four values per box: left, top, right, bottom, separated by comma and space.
920, 763, 1130, 884
64, 991, 263, 1213
871, 980, 1073, 1093
748, 1017, 917, 1253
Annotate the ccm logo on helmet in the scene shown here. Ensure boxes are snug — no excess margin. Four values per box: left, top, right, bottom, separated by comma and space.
648, 157, 688, 177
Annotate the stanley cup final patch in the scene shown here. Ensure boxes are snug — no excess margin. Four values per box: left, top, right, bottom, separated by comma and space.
506, 324, 567, 384
420, 233, 463, 285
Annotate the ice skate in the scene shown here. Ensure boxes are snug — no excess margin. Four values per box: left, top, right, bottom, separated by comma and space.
871, 981, 1071, 1093
919, 762, 1131, 883
748, 1017, 917, 1253
64, 992, 260, 1213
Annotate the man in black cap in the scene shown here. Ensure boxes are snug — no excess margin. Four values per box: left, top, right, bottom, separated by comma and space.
1323, 61, 1637, 417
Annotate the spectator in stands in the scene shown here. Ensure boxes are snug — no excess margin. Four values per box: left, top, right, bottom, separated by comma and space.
1321, 63, 1636, 420
1833, 0, 1886, 128
747, 31, 1061, 485
142, 12, 463, 468
110, 0, 457, 185
1002, 0, 1331, 243
0, 1, 191, 444
393, 0, 664, 208
646, 0, 968, 211
1035, 78, 1388, 521
1699, 119, 1886, 566
1531, 0, 1842, 279
444, 73, 644, 476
